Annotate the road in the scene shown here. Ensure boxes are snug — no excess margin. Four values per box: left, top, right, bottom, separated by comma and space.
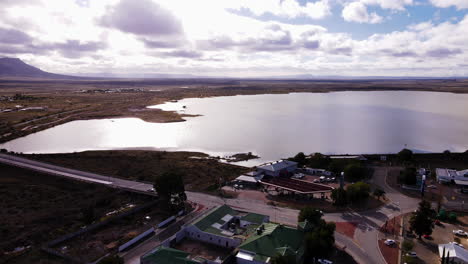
0, 153, 421, 264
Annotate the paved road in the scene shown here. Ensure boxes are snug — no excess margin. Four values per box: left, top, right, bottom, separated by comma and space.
0, 154, 421, 264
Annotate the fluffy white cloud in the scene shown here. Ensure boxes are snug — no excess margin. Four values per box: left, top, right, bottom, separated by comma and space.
430, 0, 468, 9
360, 0, 413, 11
0, 0, 467, 77
232, 0, 332, 19
342, 2, 383, 23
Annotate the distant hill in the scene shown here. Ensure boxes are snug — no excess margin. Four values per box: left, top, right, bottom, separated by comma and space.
0, 58, 78, 79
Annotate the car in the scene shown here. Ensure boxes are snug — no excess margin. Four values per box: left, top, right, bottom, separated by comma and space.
434, 220, 442, 226
317, 259, 333, 264
453, 230, 468, 237
450, 242, 465, 248
313, 179, 320, 183
406, 252, 417, 258
427, 185, 437, 189
384, 239, 396, 246
147, 188, 155, 192
423, 234, 432, 239
319, 176, 326, 182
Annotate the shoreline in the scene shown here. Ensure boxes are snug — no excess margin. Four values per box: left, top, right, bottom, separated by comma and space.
2, 81, 468, 143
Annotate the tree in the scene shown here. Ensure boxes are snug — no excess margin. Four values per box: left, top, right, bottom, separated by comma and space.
307, 153, 331, 169
409, 200, 436, 239
154, 170, 187, 211
344, 164, 367, 182
331, 187, 348, 206
346, 182, 371, 204
373, 188, 386, 200
271, 254, 296, 264
400, 167, 417, 185
291, 152, 306, 166
398, 148, 413, 163
304, 221, 336, 261
98, 255, 124, 264
298, 207, 324, 227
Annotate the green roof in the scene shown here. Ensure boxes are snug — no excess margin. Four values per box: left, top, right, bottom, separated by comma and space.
239, 223, 304, 262
241, 213, 267, 224
142, 246, 199, 264
191, 205, 237, 236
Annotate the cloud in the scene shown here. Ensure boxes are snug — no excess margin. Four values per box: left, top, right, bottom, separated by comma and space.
360, 0, 413, 11
0, 28, 33, 44
50, 40, 107, 58
426, 48, 462, 58
159, 49, 203, 58
99, 0, 183, 36
233, 0, 331, 19
429, 0, 468, 9
342, 2, 383, 24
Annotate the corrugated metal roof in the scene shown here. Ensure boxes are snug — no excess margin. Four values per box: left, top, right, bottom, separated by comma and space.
257, 160, 297, 172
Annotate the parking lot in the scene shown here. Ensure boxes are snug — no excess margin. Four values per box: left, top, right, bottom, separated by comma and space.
401, 214, 468, 264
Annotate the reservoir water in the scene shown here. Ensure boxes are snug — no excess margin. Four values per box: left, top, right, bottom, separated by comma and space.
2, 91, 468, 165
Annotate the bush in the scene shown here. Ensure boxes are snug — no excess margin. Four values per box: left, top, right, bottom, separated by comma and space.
398, 148, 413, 162
402, 255, 417, 264
346, 182, 370, 203
448, 212, 457, 222
402, 240, 414, 252
438, 209, 447, 220
399, 167, 417, 185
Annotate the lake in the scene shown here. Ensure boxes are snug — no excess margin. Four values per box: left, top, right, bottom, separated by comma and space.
2, 91, 468, 165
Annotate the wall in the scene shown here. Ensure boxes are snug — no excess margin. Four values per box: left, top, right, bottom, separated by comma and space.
183, 225, 241, 248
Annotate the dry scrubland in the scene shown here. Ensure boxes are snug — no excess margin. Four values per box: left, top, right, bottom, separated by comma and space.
1, 78, 468, 144
26, 150, 249, 192
0, 163, 163, 264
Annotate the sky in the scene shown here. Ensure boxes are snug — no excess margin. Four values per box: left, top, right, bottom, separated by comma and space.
0, 0, 468, 77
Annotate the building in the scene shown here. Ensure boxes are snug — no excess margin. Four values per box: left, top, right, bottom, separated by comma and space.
438, 243, 468, 264
329, 155, 367, 161
177, 205, 269, 249
233, 171, 264, 187
436, 168, 468, 192
141, 246, 201, 264
256, 160, 298, 177
236, 223, 305, 264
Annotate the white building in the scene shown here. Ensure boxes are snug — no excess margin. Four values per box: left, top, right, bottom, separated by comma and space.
168, 205, 269, 249
257, 160, 298, 177
439, 243, 468, 264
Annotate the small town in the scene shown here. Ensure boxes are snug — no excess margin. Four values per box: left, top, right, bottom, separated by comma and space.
1, 149, 467, 264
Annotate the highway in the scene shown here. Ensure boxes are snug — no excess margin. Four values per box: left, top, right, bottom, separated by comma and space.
0, 153, 418, 264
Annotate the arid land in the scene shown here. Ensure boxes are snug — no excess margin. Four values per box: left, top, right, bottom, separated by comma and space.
2, 78, 468, 144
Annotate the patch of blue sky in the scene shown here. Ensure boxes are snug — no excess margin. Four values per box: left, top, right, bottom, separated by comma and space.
227, 0, 467, 40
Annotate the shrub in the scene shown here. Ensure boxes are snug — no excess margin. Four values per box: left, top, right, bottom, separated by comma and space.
437, 209, 447, 220
448, 212, 457, 222
402, 240, 414, 252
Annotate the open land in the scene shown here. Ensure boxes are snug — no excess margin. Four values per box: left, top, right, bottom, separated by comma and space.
0, 164, 168, 264
2, 78, 468, 144
24, 150, 249, 192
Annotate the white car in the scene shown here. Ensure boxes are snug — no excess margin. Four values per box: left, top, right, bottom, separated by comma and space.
406, 252, 417, 258
317, 259, 333, 264
453, 230, 468, 237
427, 185, 436, 189
384, 239, 396, 246
147, 187, 155, 192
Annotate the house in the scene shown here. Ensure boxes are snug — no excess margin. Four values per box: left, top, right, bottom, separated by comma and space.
436, 168, 468, 192
438, 243, 468, 264
141, 246, 201, 264
257, 160, 298, 177
233, 172, 264, 187
236, 223, 305, 264
180, 205, 269, 249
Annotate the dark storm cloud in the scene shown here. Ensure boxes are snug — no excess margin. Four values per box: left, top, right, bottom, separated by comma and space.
99, 0, 183, 36
425, 48, 462, 58
0, 27, 32, 44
